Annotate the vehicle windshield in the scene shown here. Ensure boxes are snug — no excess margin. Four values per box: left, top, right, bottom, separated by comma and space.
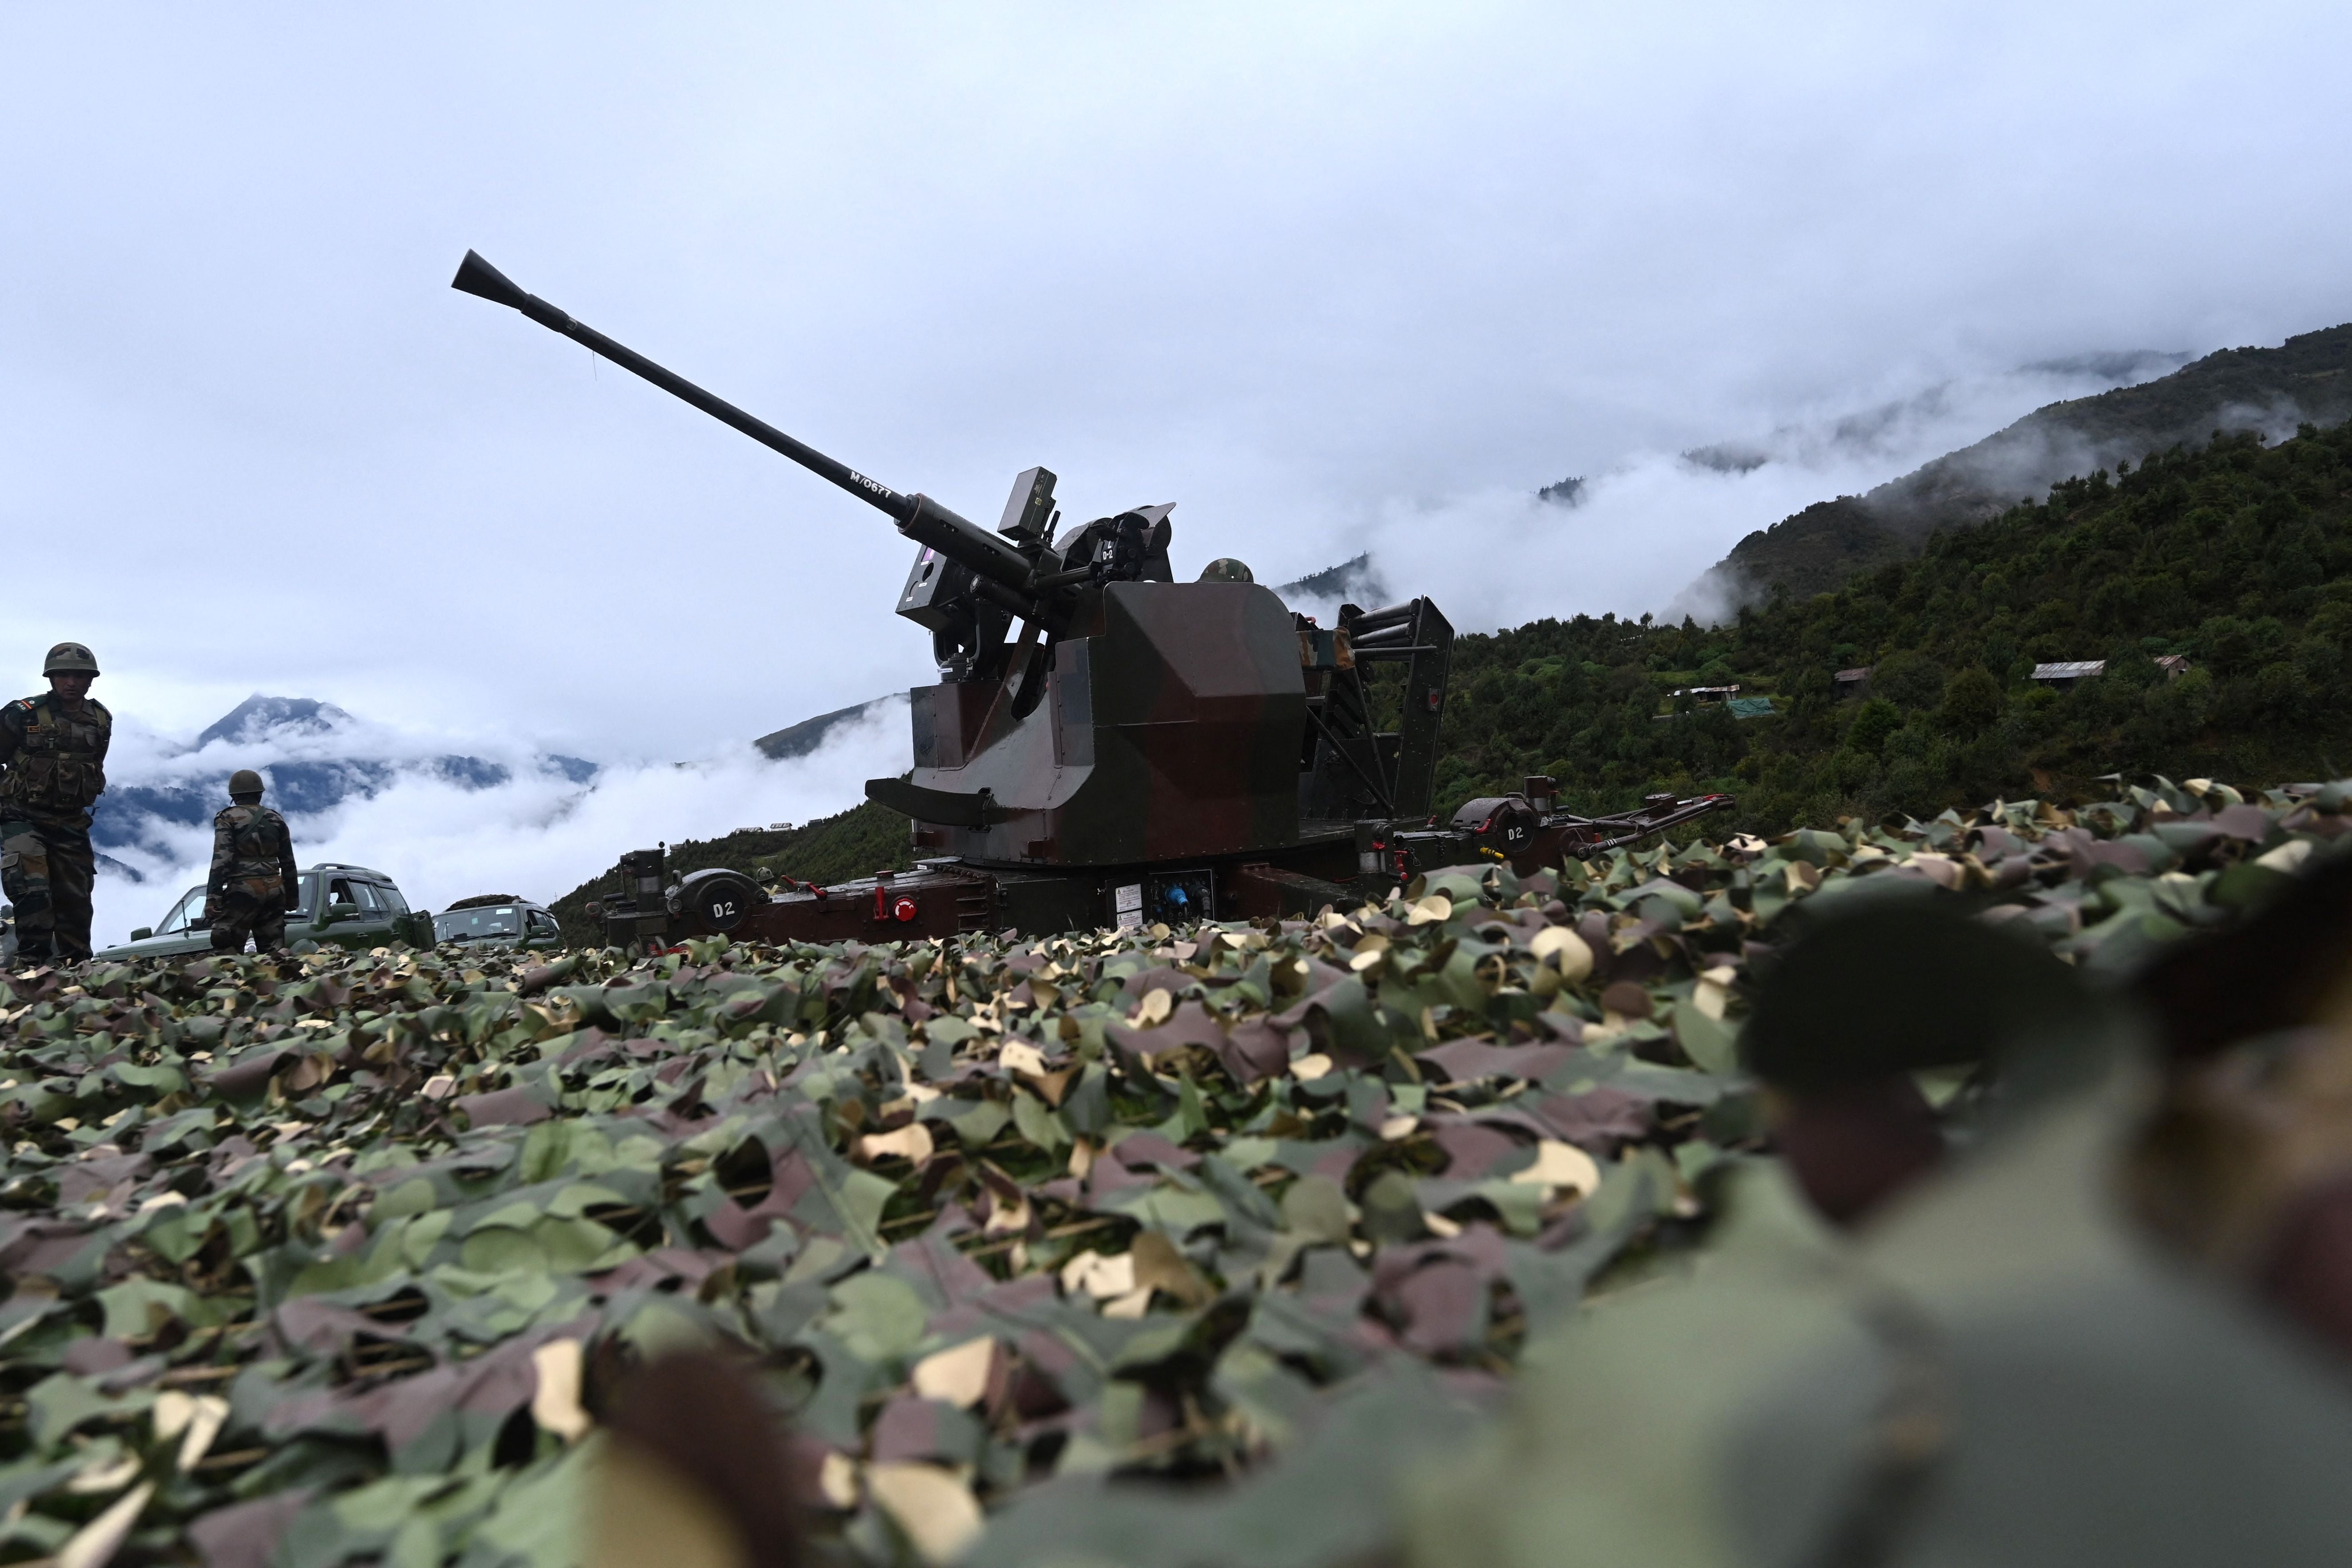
157, 886, 209, 934
435, 907, 523, 941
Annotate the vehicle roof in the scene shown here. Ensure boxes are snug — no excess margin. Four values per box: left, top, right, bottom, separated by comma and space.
434, 899, 549, 914
301, 863, 395, 882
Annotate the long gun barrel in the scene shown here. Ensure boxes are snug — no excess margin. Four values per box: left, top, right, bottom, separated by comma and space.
450, 250, 1044, 615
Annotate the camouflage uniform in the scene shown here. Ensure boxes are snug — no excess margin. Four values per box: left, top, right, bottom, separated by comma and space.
0, 692, 110, 963
206, 797, 297, 954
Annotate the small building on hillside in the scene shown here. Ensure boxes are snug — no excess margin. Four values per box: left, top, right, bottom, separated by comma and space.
2032, 656, 2191, 691
2031, 660, 2106, 691
1833, 666, 1873, 699
1669, 684, 1740, 705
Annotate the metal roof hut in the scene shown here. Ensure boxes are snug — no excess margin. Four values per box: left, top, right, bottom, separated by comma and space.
2031, 660, 2107, 692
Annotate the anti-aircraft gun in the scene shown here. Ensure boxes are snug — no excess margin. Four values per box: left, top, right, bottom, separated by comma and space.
450, 251, 1734, 944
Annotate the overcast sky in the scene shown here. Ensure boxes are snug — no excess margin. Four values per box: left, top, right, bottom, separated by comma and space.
6, 3, 2351, 761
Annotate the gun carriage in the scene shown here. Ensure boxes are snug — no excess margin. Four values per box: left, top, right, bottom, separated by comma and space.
451, 251, 1732, 944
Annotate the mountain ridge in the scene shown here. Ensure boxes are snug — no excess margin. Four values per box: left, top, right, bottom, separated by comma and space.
1703, 322, 2352, 605
754, 699, 892, 761
91, 695, 597, 877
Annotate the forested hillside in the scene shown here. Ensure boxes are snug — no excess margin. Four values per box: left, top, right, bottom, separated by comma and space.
1438, 420, 2352, 833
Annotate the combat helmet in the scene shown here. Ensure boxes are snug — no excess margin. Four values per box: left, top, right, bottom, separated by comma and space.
43, 642, 99, 676
229, 769, 265, 800
1198, 558, 1255, 584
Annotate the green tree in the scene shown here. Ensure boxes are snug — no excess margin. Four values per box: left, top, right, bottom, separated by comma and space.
1845, 698, 1902, 755
1937, 665, 2003, 735
1872, 649, 1947, 712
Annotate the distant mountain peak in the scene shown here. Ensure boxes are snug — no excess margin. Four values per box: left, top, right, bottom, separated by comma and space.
1680, 445, 1770, 476
1279, 554, 1390, 607
755, 700, 890, 762
95, 696, 589, 863
195, 695, 352, 750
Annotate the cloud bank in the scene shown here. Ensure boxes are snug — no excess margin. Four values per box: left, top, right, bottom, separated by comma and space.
87, 699, 912, 949
1313, 357, 2183, 632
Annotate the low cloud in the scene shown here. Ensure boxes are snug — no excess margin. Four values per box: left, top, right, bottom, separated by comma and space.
2210, 398, 2313, 446
89, 698, 912, 948
1339, 358, 2179, 634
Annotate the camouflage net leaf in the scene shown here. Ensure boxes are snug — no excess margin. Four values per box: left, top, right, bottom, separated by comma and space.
2, 776, 2342, 1568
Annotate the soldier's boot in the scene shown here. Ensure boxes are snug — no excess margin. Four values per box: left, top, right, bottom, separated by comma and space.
1, 822, 55, 962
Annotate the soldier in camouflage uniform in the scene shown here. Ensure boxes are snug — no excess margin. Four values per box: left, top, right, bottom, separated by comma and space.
206, 769, 299, 953
0, 643, 110, 964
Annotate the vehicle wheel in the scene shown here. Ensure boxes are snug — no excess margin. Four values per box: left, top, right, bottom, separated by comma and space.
676, 868, 764, 934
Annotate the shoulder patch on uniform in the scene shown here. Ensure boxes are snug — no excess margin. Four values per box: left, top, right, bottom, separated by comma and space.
7, 699, 34, 713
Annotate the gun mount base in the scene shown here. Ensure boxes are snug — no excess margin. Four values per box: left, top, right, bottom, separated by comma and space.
594, 791, 1735, 948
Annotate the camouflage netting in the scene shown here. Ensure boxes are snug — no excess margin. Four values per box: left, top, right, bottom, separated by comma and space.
3, 776, 2344, 1568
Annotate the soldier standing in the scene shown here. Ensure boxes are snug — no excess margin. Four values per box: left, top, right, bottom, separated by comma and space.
0, 643, 110, 964
205, 769, 298, 954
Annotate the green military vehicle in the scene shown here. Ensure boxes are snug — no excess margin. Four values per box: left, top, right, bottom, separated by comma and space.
99, 863, 430, 958
431, 895, 563, 952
